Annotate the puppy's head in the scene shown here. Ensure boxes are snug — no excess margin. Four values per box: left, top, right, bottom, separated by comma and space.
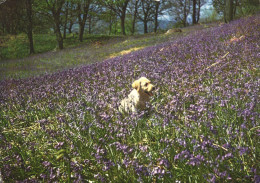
132, 77, 155, 97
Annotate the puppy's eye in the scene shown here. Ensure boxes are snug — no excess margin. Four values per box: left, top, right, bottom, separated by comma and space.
144, 83, 148, 87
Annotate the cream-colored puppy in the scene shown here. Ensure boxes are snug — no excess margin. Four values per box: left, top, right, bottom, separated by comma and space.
119, 77, 155, 113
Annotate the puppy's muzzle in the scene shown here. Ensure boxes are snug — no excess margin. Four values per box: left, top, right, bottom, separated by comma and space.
145, 85, 156, 96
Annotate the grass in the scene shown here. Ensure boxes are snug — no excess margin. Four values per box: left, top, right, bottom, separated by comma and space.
0, 24, 210, 81
0, 33, 118, 60
0, 16, 259, 182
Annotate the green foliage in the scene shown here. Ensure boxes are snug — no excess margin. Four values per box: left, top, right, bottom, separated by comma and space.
0, 33, 114, 60
0, 34, 29, 59
200, 9, 222, 23
0, 27, 190, 80
173, 21, 185, 28
0, 34, 56, 60
212, 0, 260, 19
236, 0, 260, 17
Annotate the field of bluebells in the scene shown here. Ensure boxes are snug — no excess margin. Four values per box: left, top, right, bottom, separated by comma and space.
0, 15, 259, 182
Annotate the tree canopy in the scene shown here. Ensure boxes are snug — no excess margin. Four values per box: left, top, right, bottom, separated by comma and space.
0, 0, 258, 51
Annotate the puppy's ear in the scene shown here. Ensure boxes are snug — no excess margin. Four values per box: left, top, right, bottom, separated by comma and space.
132, 80, 140, 91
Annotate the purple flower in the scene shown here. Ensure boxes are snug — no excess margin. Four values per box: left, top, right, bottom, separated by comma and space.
222, 152, 233, 160
238, 146, 249, 156
220, 100, 227, 107
94, 173, 106, 182
254, 175, 260, 183
54, 142, 64, 149
151, 166, 165, 176
42, 161, 51, 167
139, 145, 148, 152
256, 129, 260, 137
241, 122, 247, 129
174, 150, 191, 161
158, 158, 170, 168
0, 14, 259, 182
122, 158, 132, 168
102, 160, 115, 171
188, 154, 205, 166
208, 174, 216, 183
50, 167, 55, 180
222, 143, 231, 149
40, 174, 47, 179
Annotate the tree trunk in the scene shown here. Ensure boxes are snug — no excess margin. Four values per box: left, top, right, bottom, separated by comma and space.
109, 12, 112, 35
79, 21, 85, 42
196, 0, 200, 23
5, 18, 10, 33
26, 0, 34, 54
79, 17, 87, 42
114, 18, 117, 34
50, 0, 65, 49
77, 2, 90, 42
144, 19, 148, 34
183, 0, 187, 27
53, 14, 63, 49
192, 0, 197, 25
120, 2, 128, 35
183, 18, 187, 27
63, 2, 69, 39
1, 23, 4, 34
131, 0, 138, 35
183, 13, 187, 27
80, 10, 88, 42
69, 21, 73, 33
88, 16, 92, 34
120, 14, 126, 35
55, 24, 63, 49
229, 0, 233, 21
225, 0, 234, 22
154, 1, 160, 33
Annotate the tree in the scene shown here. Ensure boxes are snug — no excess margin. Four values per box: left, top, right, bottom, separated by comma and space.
212, 0, 235, 22
153, 0, 168, 33
0, 0, 36, 53
101, 0, 130, 35
68, 4, 77, 34
192, 0, 205, 24
154, 0, 160, 32
98, 5, 117, 35
45, 0, 65, 49
127, 0, 140, 34
168, 0, 191, 27
0, 0, 25, 34
139, 0, 155, 33
192, 0, 196, 24
213, 0, 260, 22
76, 0, 92, 42
236, 0, 260, 16
87, 3, 101, 34
26, 0, 35, 54
63, 1, 69, 39
225, 0, 234, 22
196, 0, 203, 23
212, 0, 225, 18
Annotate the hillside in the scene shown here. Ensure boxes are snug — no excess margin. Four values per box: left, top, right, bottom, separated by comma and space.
0, 15, 259, 182
0, 23, 212, 81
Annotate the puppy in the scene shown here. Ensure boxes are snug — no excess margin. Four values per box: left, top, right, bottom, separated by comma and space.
119, 77, 155, 113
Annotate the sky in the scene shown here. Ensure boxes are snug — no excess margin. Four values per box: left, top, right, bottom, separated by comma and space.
201, 0, 214, 17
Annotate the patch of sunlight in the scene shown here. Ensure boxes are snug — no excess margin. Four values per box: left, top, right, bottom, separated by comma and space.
109, 46, 145, 58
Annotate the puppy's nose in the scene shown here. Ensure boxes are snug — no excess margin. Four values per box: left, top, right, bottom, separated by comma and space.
151, 86, 156, 91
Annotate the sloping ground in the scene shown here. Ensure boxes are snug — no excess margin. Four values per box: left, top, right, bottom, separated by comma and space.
0, 15, 259, 182
0, 23, 213, 80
